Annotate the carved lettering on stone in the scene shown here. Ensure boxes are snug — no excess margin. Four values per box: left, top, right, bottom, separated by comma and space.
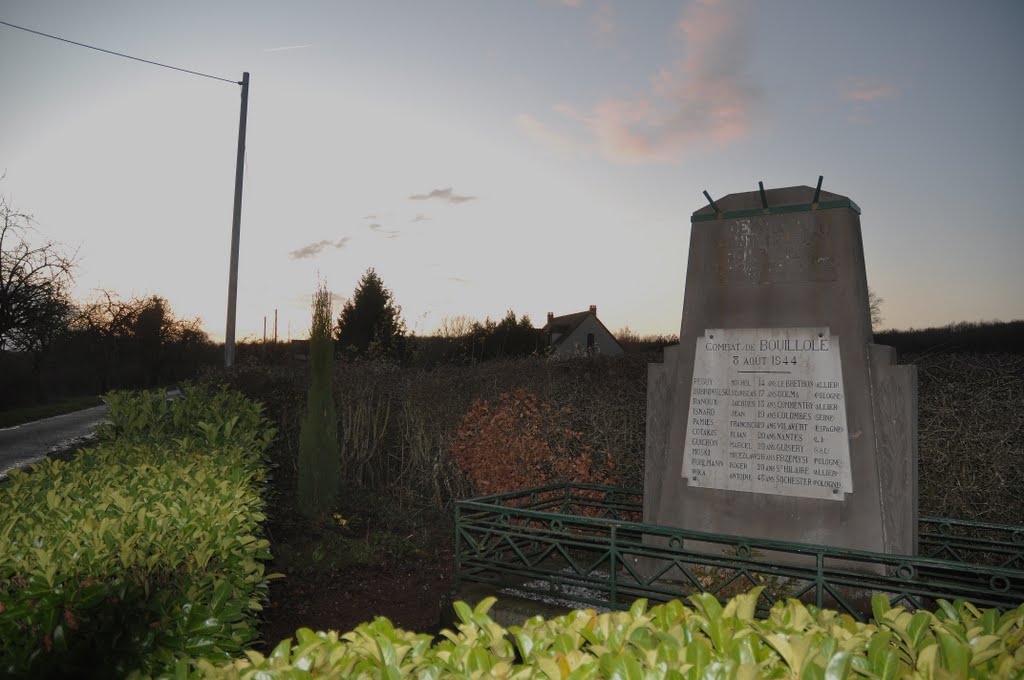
682, 327, 853, 500
718, 219, 838, 284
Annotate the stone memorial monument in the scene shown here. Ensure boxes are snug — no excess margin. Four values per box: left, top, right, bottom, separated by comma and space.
645, 181, 918, 557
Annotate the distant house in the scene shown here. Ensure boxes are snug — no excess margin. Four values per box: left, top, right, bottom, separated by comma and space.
541, 305, 624, 357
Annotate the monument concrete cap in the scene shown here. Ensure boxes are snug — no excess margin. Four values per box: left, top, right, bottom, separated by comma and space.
692, 185, 861, 222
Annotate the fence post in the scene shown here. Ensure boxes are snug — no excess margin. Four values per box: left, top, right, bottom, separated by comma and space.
610, 525, 618, 608
455, 504, 463, 592
816, 552, 824, 608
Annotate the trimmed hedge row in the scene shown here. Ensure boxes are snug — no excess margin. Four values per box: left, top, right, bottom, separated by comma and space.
212, 352, 1024, 526
0, 385, 277, 678
160, 591, 1024, 679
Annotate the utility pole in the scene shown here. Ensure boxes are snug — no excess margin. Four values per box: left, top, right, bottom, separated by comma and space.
274, 308, 278, 342
224, 71, 250, 368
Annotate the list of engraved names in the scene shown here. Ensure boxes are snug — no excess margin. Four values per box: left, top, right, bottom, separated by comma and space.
682, 328, 853, 501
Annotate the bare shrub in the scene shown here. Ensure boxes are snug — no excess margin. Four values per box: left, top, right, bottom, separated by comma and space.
913, 352, 1024, 524
335, 365, 392, 488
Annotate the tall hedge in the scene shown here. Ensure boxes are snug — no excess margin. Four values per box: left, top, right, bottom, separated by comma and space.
297, 283, 340, 519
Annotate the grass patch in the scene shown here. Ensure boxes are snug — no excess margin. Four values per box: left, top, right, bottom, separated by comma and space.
0, 395, 103, 428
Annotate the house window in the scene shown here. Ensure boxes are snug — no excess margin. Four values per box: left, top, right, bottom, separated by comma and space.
586, 333, 595, 353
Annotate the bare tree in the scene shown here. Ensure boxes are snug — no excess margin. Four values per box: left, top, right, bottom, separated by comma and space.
0, 193, 78, 355
73, 289, 136, 340
869, 288, 884, 331
72, 291, 211, 390
71, 290, 137, 392
434, 314, 476, 339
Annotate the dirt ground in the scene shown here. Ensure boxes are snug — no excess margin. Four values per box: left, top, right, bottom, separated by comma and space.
257, 542, 456, 651
254, 485, 458, 651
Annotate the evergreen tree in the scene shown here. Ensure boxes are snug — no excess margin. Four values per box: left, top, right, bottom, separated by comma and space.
335, 268, 407, 360
470, 310, 541, 360
298, 282, 339, 519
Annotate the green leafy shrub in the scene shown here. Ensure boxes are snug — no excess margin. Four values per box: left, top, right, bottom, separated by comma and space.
0, 386, 278, 678
97, 383, 276, 453
147, 592, 1024, 678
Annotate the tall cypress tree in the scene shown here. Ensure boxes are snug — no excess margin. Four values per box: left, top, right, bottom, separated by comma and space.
298, 282, 339, 519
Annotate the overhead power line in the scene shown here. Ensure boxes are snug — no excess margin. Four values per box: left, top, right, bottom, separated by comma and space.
0, 19, 239, 85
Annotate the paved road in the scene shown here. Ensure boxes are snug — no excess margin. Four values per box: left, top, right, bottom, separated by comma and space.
0, 404, 110, 479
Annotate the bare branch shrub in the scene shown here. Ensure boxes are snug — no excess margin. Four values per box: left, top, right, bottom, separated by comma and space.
913, 352, 1024, 524
210, 351, 1022, 527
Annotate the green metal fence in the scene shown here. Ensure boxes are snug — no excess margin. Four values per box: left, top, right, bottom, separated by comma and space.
455, 483, 1024, 621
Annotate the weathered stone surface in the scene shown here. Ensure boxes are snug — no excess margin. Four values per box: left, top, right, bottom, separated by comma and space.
644, 185, 917, 558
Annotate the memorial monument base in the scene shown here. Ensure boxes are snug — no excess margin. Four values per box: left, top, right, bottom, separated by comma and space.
643, 183, 918, 566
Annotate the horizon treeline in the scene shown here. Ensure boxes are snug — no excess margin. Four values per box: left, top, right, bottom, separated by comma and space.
1, 191, 221, 408
265, 317, 1024, 364
0, 292, 219, 409
4, 313, 1021, 411
875, 320, 1024, 356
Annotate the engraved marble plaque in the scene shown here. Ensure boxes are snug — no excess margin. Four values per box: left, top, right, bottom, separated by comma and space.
682, 327, 853, 500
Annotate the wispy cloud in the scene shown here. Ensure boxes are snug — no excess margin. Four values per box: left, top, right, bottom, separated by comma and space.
409, 187, 477, 204
835, 77, 899, 123
262, 44, 314, 53
515, 113, 580, 157
553, 0, 613, 43
291, 290, 347, 309
448, 275, 470, 284
521, 0, 756, 163
412, 214, 431, 222
369, 223, 400, 238
288, 237, 351, 260
590, 1, 615, 41
835, 77, 899, 102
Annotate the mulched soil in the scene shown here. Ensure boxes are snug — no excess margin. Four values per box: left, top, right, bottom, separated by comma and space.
254, 482, 458, 651
257, 545, 455, 652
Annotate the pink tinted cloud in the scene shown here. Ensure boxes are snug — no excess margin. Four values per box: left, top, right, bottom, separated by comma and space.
524, 0, 756, 163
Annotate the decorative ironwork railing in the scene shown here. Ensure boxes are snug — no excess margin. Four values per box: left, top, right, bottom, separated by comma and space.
455, 483, 1024, 621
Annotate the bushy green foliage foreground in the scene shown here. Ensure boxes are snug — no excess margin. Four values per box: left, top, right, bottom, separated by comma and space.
159, 591, 1024, 679
0, 385, 277, 678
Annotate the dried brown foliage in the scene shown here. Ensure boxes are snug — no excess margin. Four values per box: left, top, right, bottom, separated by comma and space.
450, 387, 614, 496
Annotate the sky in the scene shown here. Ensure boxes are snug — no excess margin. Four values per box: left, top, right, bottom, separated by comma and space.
2, 1, 1022, 343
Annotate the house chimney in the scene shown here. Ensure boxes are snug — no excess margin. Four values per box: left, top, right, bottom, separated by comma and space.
589, 305, 597, 315
547, 312, 554, 324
